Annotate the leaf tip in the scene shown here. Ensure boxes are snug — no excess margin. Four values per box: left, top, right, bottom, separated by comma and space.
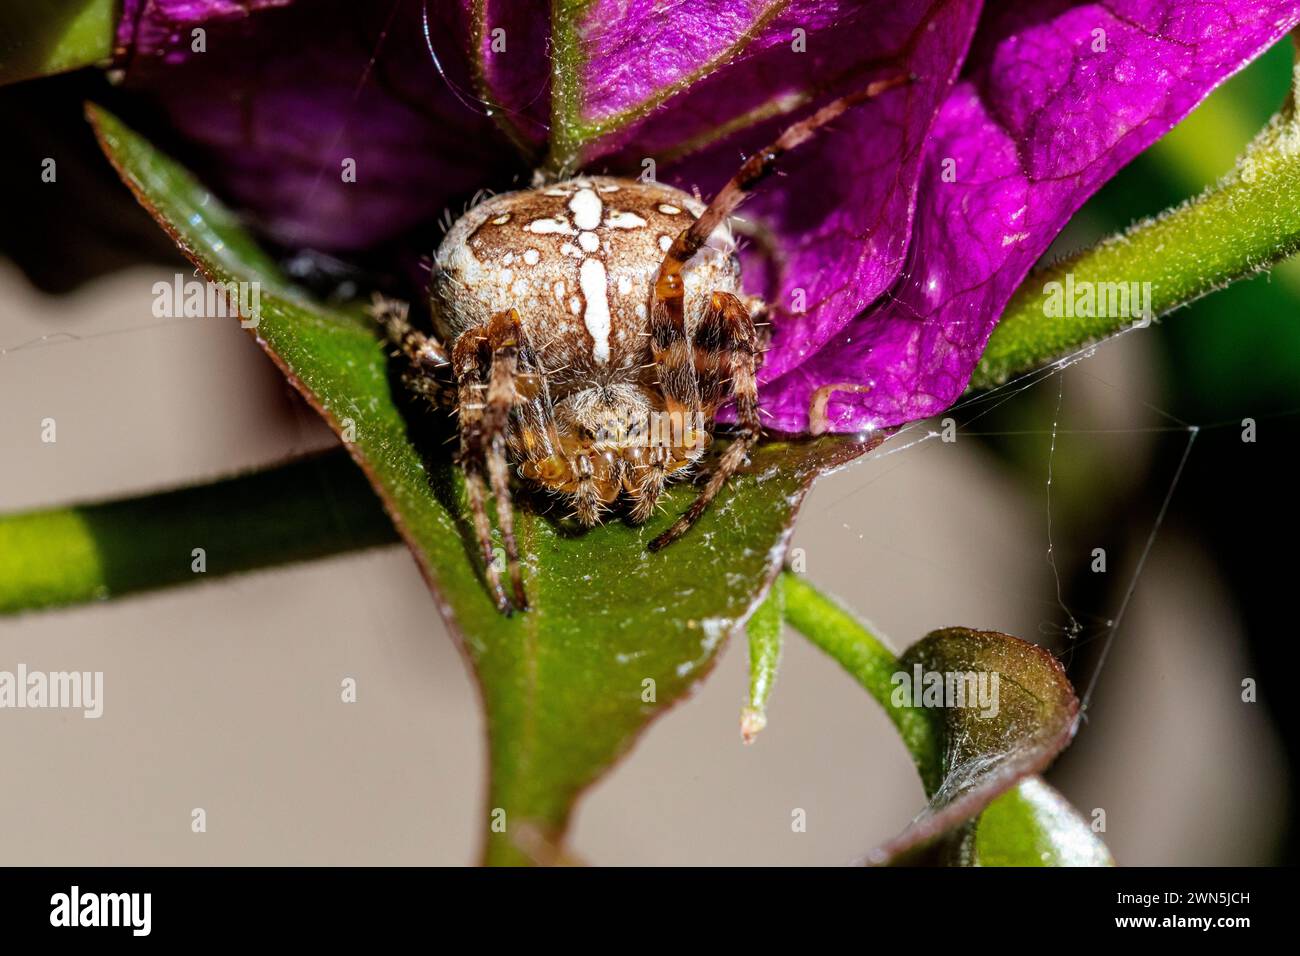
740, 706, 767, 744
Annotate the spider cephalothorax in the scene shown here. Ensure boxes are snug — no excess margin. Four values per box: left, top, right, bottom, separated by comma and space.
374, 75, 907, 613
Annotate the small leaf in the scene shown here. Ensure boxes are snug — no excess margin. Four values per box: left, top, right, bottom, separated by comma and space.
0, 0, 115, 86
965, 777, 1114, 867
866, 626, 1080, 865
781, 576, 1108, 865
741, 574, 783, 743
87, 105, 872, 865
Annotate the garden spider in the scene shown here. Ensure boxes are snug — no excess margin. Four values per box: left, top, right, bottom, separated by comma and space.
373, 74, 907, 614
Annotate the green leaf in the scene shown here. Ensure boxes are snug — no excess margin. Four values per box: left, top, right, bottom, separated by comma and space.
781, 574, 1110, 866
85, 105, 871, 865
0, 451, 397, 615
966, 778, 1113, 867
972, 35, 1300, 390
741, 574, 783, 743
0, 0, 116, 86
869, 626, 1082, 864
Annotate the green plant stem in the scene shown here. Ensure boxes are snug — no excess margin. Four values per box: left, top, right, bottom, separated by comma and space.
972, 44, 1300, 389
780, 572, 940, 785
0, 450, 398, 615
542, 0, 592, 176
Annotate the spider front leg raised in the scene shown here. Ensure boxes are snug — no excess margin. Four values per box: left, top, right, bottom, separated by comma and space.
641, 72, 911, 549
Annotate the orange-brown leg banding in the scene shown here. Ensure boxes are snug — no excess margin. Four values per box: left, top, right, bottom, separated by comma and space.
482, 311, 529, 611
451, 309, 537, 614
642, 75, 912, 550
451, 325, 509, 613
369, 293, 450, 371
649, 291, 761, 551
628, 447, 669, 524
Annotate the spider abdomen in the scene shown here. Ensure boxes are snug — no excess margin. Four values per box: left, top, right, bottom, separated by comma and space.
432, 175, 741, 393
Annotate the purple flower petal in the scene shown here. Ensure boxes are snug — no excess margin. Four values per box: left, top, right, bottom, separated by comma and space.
117, 1, 291, 67
116, 0, 527, 251
114, 1, 1298, 434
569, 1, 982, 387
456, 0, 551, 157
758, 0, 1300, 433
115, 0, 982, 379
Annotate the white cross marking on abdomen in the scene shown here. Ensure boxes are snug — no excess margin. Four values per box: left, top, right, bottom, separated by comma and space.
579, 258, 611, 364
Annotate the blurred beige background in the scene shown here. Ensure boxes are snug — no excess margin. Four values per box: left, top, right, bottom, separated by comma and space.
0, 260, 1286, 865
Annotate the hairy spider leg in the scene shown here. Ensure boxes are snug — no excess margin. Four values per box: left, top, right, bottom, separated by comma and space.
451, 310, 539, 613
647, 71, 910, 548
659, 72, 911, 273
374, 294, 542, 611
649, 291, 760, 550
451, 322, 510, 612
482, 311, 533, 610
371, 293, 450, 369
373, 293, 578, 611
370, 293, 460, 409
